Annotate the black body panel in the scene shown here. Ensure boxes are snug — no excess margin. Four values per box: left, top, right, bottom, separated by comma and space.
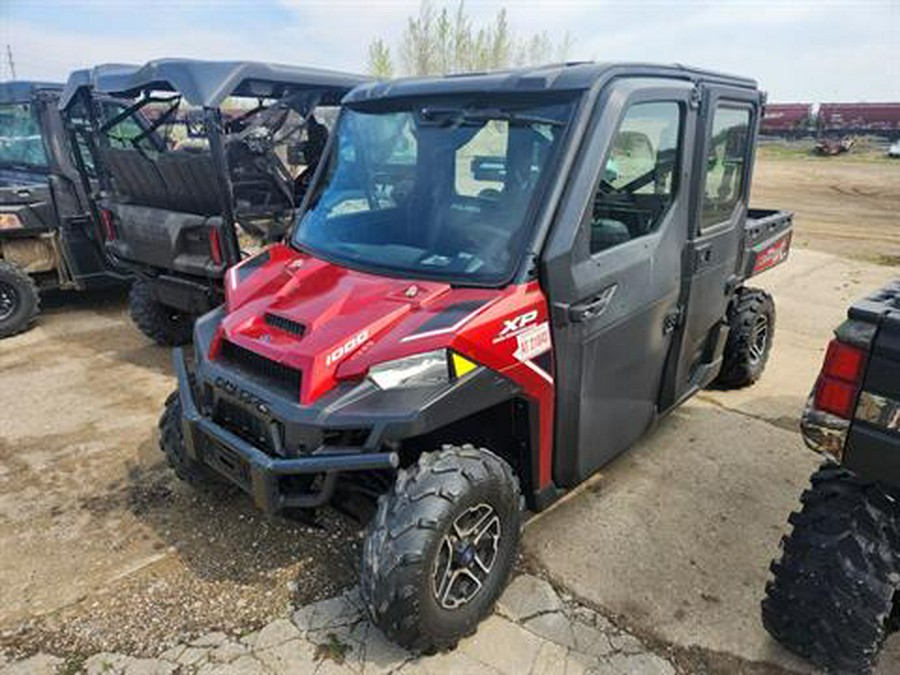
844, 281, 900, 487
105, 204, 225, 279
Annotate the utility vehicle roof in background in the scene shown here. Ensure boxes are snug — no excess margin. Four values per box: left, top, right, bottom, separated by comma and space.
59, 59, 369, 110
344, 61, 757, 104
0, 81, 63, 105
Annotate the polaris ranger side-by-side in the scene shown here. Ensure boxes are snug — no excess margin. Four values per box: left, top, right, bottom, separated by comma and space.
59, 60, 367, 345
0, 81, 130, 337
161, 62, 792, 650
763, 281, 900, 674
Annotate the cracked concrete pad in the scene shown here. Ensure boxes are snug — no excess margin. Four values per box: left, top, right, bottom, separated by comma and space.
0, 653, 61, 675
401, 649, 501, 674
293, 594, 362, 635
254, 618, 302, 651
197, 654, 268, 675
595, 651, 675, 675
457, 615, 544, 674
529, 640, 571, 675
496, 574, 564, 622
523, 611, 576, 648
253, 639, 317, 674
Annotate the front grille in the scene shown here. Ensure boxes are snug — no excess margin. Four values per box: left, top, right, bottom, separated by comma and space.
214, 397, 278, 455
265, 313, 305, 336
219, 339, 302, 400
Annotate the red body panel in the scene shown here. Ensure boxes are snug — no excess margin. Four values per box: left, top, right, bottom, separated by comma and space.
818, 103, 900, 133
761, 104, 812, 133
222, 244, 556, 487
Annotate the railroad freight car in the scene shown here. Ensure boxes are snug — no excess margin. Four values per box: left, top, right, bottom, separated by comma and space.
761, 103, 813, 137
818, 102, 900, 138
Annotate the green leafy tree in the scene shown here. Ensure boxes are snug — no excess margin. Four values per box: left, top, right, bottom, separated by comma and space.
367, 1, 573, 77
368, 38, 394, 78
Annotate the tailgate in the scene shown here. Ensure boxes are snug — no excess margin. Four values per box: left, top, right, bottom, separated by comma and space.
846, 281, 900, 486
741, 208, 793, 278
105, 203, 226, 279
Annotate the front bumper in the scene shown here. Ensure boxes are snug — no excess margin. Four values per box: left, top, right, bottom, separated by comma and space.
174, 348, 400, 512
172, 309, 522, 513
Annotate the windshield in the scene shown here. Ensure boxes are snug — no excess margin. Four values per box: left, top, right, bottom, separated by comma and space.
0, 103, 49, 173
292, 99, 575, 285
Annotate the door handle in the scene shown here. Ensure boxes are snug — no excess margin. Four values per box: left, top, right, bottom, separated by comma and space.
695, 246, 714, 270
569, 284, 617, 323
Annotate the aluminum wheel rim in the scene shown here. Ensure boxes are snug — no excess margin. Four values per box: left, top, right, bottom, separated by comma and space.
749, 314, 769, 365
0, 280, 18, 322
432, 503, 501, 610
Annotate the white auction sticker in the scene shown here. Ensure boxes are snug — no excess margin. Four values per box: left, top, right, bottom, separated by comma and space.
514, 322, 551, 361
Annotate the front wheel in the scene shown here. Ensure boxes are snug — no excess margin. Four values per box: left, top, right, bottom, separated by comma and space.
715, 286, 775, 389
360, 445, 522, 652
0, 260, 39, 338
129, 280, 195, 346
762, 464, 900, 674
159, 391, 227, 489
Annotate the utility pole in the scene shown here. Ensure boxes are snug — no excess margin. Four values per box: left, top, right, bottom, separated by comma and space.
6, 45, 16, 80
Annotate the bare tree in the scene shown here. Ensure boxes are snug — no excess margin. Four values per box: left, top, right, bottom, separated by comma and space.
367, 1, 573, 77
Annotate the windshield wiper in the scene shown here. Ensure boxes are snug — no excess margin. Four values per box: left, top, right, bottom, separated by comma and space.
419, 106, 563, 127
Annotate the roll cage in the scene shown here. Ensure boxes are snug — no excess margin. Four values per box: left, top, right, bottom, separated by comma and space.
60, 59, 369, 269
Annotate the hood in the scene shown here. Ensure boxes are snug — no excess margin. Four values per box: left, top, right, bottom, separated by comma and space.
219, 244, 500, 403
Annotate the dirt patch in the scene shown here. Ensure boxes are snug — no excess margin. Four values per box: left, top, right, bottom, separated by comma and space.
753, 147, 900, 265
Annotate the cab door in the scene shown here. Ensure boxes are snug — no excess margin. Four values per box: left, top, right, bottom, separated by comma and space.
659, 85, 761, 409
541, 78, 696, 487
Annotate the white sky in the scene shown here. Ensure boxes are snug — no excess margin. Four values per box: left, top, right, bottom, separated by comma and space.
1, 0, 898, 102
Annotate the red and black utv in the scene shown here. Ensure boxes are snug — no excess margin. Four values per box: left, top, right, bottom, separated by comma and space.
59, 59, 367, 345
161, 62, 792, 650
0, 81, 130, 337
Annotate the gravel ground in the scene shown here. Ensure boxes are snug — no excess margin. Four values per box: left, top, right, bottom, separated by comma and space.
1, 467, 362, 658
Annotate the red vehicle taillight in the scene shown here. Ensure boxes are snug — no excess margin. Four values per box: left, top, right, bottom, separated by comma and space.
100, 209, 117, 241
209, 227, 223, 266
813, 339, 866, 418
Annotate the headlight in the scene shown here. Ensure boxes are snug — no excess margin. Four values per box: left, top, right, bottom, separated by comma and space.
368, 349, 450, 390
0, 213, 23, 230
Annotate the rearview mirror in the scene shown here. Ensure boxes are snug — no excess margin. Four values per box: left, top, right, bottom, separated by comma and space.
471, 155, 506, 182
287, 142, 307, 166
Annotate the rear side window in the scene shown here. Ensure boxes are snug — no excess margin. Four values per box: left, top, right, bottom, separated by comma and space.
589, 101, 682, 254
700, 106, 751, 231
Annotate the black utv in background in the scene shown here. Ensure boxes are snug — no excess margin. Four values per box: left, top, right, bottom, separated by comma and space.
0, 81, 129, 337
763, 281, 900, 674
59, 60, 367, 345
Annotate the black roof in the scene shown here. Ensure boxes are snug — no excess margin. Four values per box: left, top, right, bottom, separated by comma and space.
0, 80, 63, 105
59, 58, 369, 110
344, 61, 757, 104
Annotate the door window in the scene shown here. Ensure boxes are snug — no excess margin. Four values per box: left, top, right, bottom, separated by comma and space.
589, 101, 682, 254
700, 106, 751, 231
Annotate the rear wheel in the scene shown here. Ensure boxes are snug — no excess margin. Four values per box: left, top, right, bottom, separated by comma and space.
762, 464, 900, 674
360, 445, 522, 652
0, 260, 39, 338
159, 391, 226, 488
716, 286, 775, 388
129, 279, 194, 346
